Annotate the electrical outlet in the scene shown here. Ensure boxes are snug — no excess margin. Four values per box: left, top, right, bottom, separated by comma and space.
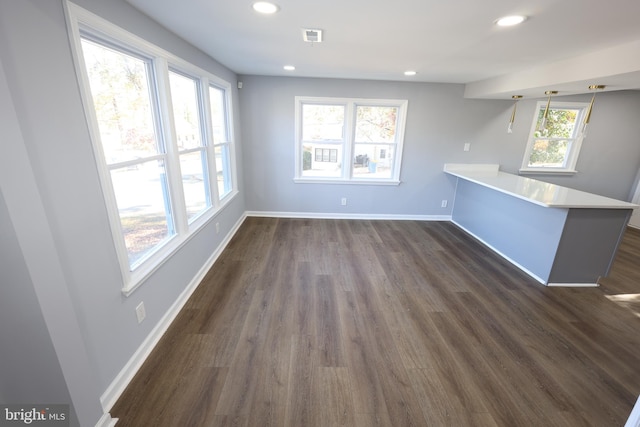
341, 197, 347, 206
464, 142, 471, 152
441, 199, 448, 208
215, 222, 220, 234
135, 302, 146, 324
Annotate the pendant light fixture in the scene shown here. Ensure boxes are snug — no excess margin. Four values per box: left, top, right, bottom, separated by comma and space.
538, 90, 558, 132
582, 85, 606, 138
507, 95, 523, 133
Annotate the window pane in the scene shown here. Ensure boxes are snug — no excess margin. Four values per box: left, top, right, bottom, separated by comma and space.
81, 38, 160, 164
353, 144, 394, 178
302, 143, 342, 177
110, 160, 175, 267
169, 71, 202, 150
529, 106, 579, 168
527, 139, 570, 168
535, 107, 579, 138
302, 105, 344, 141
209, 85, 228, 143
180, 150, 210, 221
355, 106, 398, 142
215, 145, 232, 198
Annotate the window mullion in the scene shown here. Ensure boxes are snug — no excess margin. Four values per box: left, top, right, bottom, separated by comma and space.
343, 102, 356, 180
222, 86, 236, 196
200, 78, 220, 207
155, 57, 188, 235
209, 84, 234, 199
192, 76, 213, 213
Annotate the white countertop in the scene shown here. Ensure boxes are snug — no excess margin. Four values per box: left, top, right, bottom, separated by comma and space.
444, 163, 638, 209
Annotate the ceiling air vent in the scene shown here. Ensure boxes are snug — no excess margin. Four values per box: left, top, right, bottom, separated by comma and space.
302, 28, 323, 43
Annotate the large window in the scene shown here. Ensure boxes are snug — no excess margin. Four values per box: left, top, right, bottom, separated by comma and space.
81, 38, 175, 268
295, 97, 408, 184
168, 70, 211, 222
68, 4, 236, 293
520, 101, 588, 174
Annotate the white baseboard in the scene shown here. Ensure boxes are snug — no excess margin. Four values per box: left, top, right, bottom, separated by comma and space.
547, 282, 599, 287
246, 210, 451, 221
451, 220, 547, 285
99, 213, 247, 413
626, 395, 640, 427
452, 221, 603, 287
95, 413, 118, 427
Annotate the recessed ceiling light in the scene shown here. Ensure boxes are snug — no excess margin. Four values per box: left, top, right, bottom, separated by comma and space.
283, 65, 295, 71
404, 70, 417, 76
253, 2, 279, 14
496, 15, 527, 26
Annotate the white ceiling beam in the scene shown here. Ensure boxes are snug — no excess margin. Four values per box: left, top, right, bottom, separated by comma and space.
464, 39, 640, 99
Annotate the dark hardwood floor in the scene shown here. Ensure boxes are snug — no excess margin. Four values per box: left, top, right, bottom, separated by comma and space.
111, 218, 640, 426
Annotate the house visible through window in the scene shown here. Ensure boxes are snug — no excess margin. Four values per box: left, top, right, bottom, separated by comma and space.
520, 101, 588, 173
295, 97, 408, 184
315, 148, 338, 163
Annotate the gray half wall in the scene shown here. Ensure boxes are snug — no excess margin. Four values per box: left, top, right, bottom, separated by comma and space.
549, 208, 631, 283
451, 178, 567, 282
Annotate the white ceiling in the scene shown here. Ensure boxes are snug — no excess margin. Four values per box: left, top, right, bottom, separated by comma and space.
125, 0, 640, 99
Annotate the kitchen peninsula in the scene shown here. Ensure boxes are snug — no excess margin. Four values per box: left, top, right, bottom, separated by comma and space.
444, 163, 638, 286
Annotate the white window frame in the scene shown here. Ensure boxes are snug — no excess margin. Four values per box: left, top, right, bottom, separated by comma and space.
208, 83, 236, 200
166, 67, 212, 223
294, 97, 408, 185
520, 101, 588, 175
65, 3, 237, 295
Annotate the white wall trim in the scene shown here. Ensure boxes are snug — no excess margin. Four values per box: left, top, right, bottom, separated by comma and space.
451, 220, 548, 285
452, 222, 597, 287
626, 395, 640, 427
99, 213, 247, 413
246, 211, 451, 221
547, 282, 599, 287
95, 413, 118, 427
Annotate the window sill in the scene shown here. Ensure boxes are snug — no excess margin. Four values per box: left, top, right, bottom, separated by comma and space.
121, 190, 239, 297
519, 168, 577, 176
294, 178, 401, 186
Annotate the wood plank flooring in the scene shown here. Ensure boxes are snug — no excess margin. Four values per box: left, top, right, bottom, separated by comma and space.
111, 219, 640, 426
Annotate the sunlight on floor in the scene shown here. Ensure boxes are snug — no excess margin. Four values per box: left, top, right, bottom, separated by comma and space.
605, 293, 640, 318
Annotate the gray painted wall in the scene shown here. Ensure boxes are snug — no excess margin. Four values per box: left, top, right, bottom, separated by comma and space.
239, 76, 640, 215
1, 45, 94, 426
451, 178, 567, 283
498, 91, 640, 201
0, 192, 79, 427
239, 75, 509, 215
